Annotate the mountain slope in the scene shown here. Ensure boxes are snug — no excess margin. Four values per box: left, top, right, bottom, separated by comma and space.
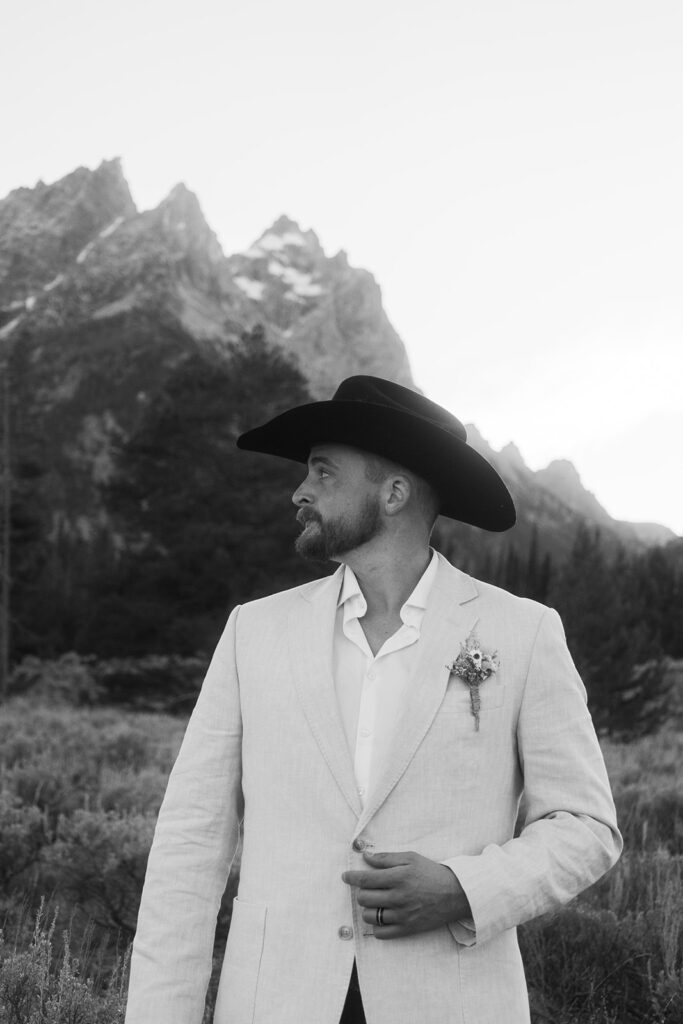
0, 159, 675, 567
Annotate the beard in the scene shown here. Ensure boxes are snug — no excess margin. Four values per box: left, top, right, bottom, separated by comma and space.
295, 495, 382, 561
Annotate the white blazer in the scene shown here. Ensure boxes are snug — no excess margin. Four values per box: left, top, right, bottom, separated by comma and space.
125, 553, 621, 1024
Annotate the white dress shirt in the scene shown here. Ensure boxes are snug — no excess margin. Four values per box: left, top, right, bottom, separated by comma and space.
333, 549, 439, 808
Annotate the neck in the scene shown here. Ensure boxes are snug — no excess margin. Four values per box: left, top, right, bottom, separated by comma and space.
340, 538, 432, 617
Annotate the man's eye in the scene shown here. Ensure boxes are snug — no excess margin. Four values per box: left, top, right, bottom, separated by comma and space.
318, 469, 329, 479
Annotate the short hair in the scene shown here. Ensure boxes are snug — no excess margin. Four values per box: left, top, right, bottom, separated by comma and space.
363, 453, 439, 530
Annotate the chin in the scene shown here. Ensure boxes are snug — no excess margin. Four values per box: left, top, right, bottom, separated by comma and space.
295, 535, 325, 561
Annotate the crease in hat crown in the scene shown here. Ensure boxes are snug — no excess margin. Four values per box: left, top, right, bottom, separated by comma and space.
333, 376, 468, 442
236, 374, 516, 532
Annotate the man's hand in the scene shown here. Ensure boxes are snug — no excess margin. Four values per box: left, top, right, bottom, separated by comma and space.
341, 850, 472, 939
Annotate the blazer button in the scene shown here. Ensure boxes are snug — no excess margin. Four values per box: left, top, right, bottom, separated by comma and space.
338, 926, 354, 940
352, 838, 366, 852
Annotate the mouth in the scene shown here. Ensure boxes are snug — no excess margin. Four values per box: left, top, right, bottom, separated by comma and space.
296, 510, 321, 530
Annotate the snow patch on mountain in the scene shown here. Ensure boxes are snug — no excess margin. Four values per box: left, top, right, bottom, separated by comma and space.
44, 274, 64, 292
76, 240, 96, 264
99, 215, 124, 239
0, 315, 22, 338
234, 275, 265, 300
246, 229, 307, 257
254, 232, 287, 253
92, 291, 140, 320
266, 260, 322, 296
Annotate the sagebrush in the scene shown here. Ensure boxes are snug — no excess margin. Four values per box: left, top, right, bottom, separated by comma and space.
1, 699, 682, 1023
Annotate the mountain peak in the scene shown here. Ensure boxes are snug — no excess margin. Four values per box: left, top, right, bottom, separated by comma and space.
463, 423, 496, 458
535, 459, 613, 526
245, 216, 324, 261
91, 157, 132, 197
0, 159, 136, 304
498, 442, 529, 474
164, 181, 206, 208
270, 214, 304, 234
542, 458, 582, 483
150, 184, 225, 264
159, 182, 209, 227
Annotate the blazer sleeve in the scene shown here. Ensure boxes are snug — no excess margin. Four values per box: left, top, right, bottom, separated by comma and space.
442, 607, 622, 947
125, 605, 244, 1024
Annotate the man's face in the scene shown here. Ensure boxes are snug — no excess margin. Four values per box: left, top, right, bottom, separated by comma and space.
292, 444, 383, 561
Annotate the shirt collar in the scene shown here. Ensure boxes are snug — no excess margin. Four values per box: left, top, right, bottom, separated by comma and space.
337, 548, 439, 624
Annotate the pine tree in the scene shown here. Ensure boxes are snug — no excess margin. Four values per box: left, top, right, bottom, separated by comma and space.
550, 524, 670, 737
537, 551, 553, 605
504, 546, 521, 595
0, 346, 10, 699
525, 524, 540, 599
90, 329, 318, 656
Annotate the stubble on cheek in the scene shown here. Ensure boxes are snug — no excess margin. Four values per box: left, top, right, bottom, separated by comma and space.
294, 494, 381, 561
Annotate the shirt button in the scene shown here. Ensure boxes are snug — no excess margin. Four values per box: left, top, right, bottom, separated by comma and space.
357, 786, 365, 797
367, 669, 376, 681
359, 727, 371, 738
352, 838, 366, 852
338, 926, 354, 940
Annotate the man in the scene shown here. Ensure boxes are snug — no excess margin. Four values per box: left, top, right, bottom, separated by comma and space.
125, 376, 621, 1024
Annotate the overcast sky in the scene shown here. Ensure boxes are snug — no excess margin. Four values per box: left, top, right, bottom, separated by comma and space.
2, 0, 682, 533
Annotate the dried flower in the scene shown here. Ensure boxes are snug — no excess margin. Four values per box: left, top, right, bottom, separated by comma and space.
447, 631, 499, 730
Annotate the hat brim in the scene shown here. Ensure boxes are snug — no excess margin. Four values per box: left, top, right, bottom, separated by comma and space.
237, 400, 515, 532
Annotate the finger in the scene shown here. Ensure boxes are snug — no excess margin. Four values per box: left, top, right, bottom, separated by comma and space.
362, 850, 415, 868
356, 888, 399, 908
373, 924, 405, 940
361, 907, 398, 926
342, 869, 398, 889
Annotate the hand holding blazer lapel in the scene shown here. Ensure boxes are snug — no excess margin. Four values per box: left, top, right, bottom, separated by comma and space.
287, 568, 363, 818
356, 556, 480, 833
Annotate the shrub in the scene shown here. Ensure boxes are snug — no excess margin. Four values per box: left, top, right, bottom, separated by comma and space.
0, 904, 129, 1024
98, 767, 169, 815
615, 785, 683, 854
520, 906, 654, 1024
100, 725, 155, 773
43, 811, 155, 939
522, 847, 683, 1024
92, 655, 209, 713
9, 655, 104, 707
0, 795, 48, 895
0, 703, 183, 825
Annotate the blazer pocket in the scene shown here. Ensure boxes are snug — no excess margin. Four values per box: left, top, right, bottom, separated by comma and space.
439, 674, 505, 714
214, 897, 267, 1024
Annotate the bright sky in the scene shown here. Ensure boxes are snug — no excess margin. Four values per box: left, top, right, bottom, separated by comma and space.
2, 0, 682, 533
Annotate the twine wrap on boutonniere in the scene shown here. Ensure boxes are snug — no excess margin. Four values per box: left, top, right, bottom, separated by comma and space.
447, 631, 499, 730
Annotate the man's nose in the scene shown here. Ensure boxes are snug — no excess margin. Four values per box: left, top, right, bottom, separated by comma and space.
292, 477, 313, 507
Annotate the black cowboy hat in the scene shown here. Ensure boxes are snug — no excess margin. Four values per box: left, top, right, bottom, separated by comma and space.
236, 375, 516, 531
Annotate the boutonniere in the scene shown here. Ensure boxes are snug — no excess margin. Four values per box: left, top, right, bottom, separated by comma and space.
446, 631, 499, 731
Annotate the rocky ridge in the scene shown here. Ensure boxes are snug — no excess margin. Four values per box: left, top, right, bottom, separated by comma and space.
0, 159, 676, 562
464, 427, 677, 561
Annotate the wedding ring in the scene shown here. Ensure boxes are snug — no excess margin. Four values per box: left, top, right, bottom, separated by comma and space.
376, 907, 385, 926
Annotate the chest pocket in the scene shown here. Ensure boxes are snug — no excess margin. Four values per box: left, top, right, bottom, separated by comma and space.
439, 671, 506, 714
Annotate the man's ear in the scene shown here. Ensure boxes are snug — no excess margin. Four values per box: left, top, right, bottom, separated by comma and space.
384, 475, 411, 516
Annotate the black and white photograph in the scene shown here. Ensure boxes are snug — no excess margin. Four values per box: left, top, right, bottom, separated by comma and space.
0, 2, 681, 1022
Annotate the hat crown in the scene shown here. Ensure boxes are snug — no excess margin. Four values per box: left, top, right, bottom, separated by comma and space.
333, 376, 467, 443
236, 373, 515, 531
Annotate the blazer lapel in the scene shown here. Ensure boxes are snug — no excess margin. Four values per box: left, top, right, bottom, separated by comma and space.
355, 555, 480, 834
287, 568, 362, 818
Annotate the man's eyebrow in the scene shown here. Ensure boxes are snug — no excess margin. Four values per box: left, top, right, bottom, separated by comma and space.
309, 454, 338, 469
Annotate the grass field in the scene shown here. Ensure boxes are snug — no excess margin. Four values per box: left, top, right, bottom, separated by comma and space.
0, 696, 681, 1023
